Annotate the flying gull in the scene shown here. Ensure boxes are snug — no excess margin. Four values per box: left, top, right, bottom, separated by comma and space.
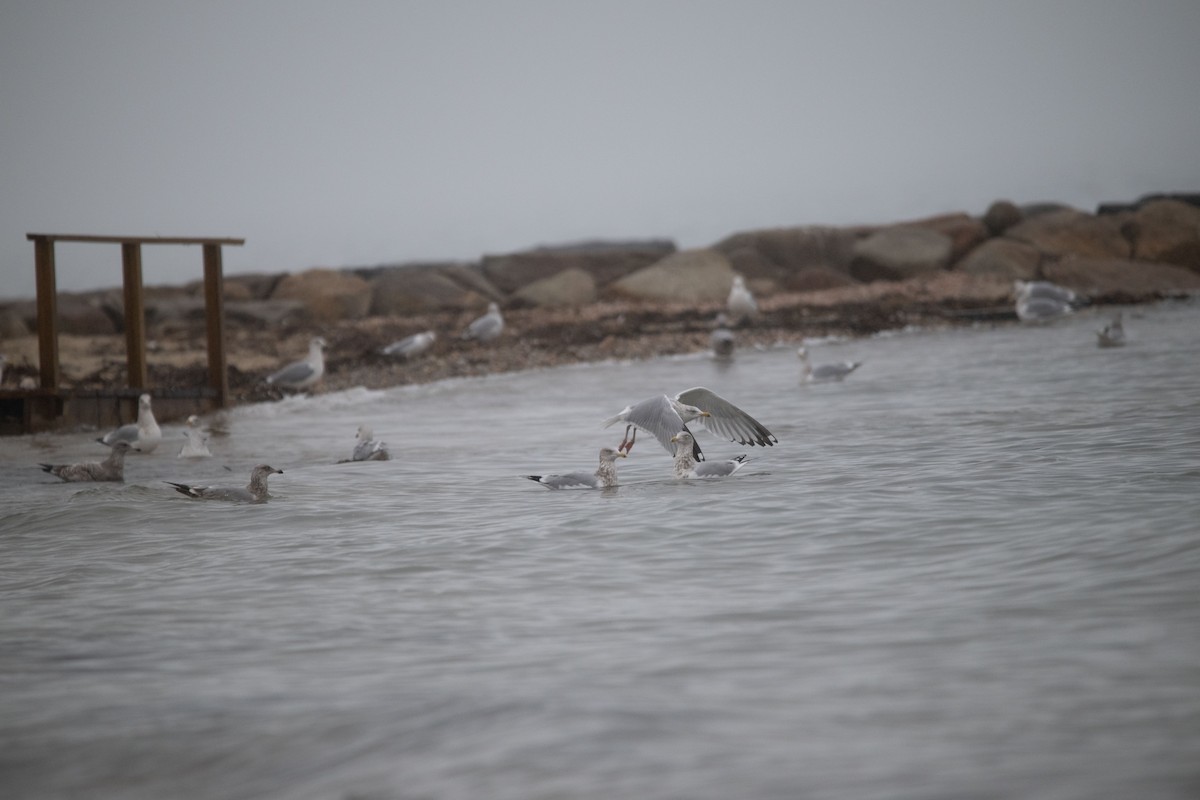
166, 464, 283, 503
604, 387, 777, 461
525, 447, 627, 489
669, 431, 749, 479
798, 346, 862, 382
266, 336, 327, 390
99, 393, 162, 453
41, 441, 134, 482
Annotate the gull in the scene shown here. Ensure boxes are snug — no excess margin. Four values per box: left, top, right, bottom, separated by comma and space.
1016, 295, 1074, 323
1096, 312, 1126, 348
266, 336, 326, 390
98, 393, 162, 453
710, 313, 735, 360
461, 302, 504, 341
178, 415, 212, 458
1014, 280, 1082, 306
525, 447, 627, 490
339, 424, 389, 462
798, 347, 862, 382
670, 431, 749, 478
382, 330, 437, 359
604, 387, 777, 461
727, 274, 757, 323
40, 441, 134, 482
166, 464, 283, 503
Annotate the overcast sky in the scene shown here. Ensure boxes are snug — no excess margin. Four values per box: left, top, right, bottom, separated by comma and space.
2, 1, 1198, 298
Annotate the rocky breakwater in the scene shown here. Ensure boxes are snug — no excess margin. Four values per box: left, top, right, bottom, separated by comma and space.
0, 194, 1198, 404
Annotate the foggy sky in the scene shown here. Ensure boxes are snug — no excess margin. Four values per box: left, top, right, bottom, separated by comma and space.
2, 1, 1198, 299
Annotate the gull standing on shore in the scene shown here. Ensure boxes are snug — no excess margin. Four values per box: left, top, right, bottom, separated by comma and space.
266, 337, 326, 391
99, 393, 162, 453
798, 347, 862, 382
382, 330, 437, 359
727, 274, 757, 324
669, 431, 749, 478
166, 464, 283, 503
41, 441, 134, 482
525, 447, 627, 489
178, 415, 213, 458
604, 387, 777, 461
462, 302, 504, 342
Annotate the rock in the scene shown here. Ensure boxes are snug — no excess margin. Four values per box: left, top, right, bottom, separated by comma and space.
955, 238, 1041, 281
849, 226, 953, 282
56, 294, 118, 335
225, 299, 309, 327
0, 307, 29, 337
1042, 258, 1200, 300
608, 248, 734, 304
369, 263, 496, 315
1019, 202, 1077, 219
982, 200, 1023, 235
186, 272, 284, 301
271, 268, 372, 322
712, 226, 868, 283
511, 267, 597, 308
1128, 199, 1200, 272
1006, 209, 1130, 260
787, 267, 860, 292
481, 240, 674, 294
905, 213, 988, 262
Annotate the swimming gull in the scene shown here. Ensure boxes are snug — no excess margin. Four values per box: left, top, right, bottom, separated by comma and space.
381, 330, 437, 359
797, 346, 862, 382
339, 424, 390, 462
98, 393, 163, 453
526, 447, 627, 489
178, 415, 213, 458
166, 464, 283, 503
710, 313, 735, 360
1014, 280, 1083, 306
604, 387, 777, 461
462, 302, 504, 342
727, 274, 757, 323
669, 431, 749, 478
1096, 312, 1126, 348
1015, 295, 1074, 323
266, 336, 326, 390
40, 441, 134, 482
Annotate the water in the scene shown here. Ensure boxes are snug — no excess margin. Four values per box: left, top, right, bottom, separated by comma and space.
2, 300, 1199, 800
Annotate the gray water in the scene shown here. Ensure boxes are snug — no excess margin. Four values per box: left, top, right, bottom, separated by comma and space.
2, 300, 1198, 800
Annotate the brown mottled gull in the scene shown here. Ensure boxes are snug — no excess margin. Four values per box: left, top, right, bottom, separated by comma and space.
40, 441, 133, 482
166, 464, 283, 503
526, 447, 627, 490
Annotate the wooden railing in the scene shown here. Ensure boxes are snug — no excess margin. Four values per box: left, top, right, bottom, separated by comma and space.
25, 233, 245, 407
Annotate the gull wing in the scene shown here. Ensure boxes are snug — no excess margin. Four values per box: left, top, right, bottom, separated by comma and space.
674, 387, 777, 447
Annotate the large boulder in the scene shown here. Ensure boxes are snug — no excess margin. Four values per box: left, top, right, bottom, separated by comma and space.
955, 238, 1041, 281
272, 268, 372, 322
1006, 209, 1130, 260
369, 263, 497, 315
906, 213, 988, 263
608, 248, 734, 304
982, 200, 1023, 235
1128, 199, 1200, 272
712, 226, 868, 284
481, 240, 675, 294
1042, 258, 1200, 300
849, 226, 954, 282
511, 267, 597, 308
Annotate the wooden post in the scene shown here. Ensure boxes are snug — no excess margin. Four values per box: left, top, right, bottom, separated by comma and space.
34, 238, 60, 390
121, 242, 148, 389
202, 244, 229, 407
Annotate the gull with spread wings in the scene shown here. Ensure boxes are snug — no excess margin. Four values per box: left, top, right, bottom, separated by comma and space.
603, 387, 777, 461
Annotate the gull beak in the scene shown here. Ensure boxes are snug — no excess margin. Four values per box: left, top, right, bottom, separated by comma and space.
670, 434, 679, 443
701, 411, 711, 417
